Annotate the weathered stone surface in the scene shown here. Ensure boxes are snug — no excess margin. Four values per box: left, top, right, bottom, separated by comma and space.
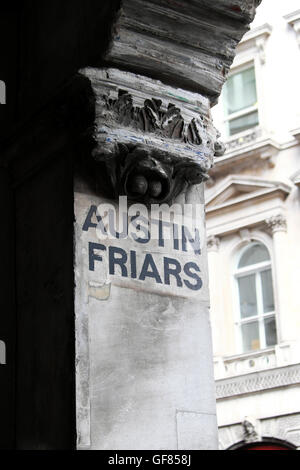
74, 187, 208, 300
81, 67, 224, 204
105, 0, 262, 104
74, 183, 216, 449
74, 0, 262, 451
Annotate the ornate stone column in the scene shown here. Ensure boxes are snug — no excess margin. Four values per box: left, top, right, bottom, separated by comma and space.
266, 214, 289, 343
74, 0, 261, 450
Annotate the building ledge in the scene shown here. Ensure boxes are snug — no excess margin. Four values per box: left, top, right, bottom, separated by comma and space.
291, 169, 300, 187
241, 22, 272, 44
209, 128, 280, 178
284, 10, 300, 48
209, 126, 300, 179
215, 363, 300, 400
291, 127, 300, 143
214, 342, 299, 380
206, 174, 291, 214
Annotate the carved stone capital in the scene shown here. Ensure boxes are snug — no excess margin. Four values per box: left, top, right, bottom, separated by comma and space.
81, 67, 225, 204
207, 235, 220, 252
266, 214, 287, 234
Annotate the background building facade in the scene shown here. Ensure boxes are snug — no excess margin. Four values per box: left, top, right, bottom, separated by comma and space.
208, 0, 300, 450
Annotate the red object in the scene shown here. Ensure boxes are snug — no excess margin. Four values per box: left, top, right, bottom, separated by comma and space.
247, 444, 290, 450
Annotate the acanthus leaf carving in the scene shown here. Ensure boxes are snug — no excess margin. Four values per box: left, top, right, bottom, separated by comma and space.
105, 90, 204, 146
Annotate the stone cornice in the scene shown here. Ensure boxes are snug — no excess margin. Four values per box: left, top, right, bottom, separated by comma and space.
205, 177, 291, 238
210, 131, 281, 178
216, 364, 300, 399
284, 9, 300, 23
238, 23, 272, 64
206, 175, 291, 211
206, 188, 289, 217
284, 10, 300, 48
240, 22, 272, 44
291, 127, 300, 143
291, 169, 300, 187
104, 0, 262, 104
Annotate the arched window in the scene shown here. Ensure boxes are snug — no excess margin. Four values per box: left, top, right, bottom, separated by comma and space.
235, 242, 277, 353
228, 437, 296, 450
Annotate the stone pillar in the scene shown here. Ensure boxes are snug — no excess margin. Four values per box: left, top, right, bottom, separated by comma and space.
75, 68, 219, 450
73, 0, 262, 450
266, 214, 289, 342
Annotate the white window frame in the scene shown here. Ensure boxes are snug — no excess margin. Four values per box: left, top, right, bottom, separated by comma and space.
213, 24, 272, 141
234, 242, 277, 353
223, 62, 259, 138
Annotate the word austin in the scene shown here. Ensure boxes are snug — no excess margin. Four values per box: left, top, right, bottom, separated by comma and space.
82, 197, 204, 291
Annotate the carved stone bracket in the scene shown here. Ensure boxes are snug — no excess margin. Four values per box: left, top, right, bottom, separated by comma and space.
237, 23, 272, 66
266, 214, 287, 234
284, 10, 300, 49
81, 67, 225, 204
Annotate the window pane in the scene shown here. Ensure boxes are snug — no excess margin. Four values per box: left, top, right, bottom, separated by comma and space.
238, 274, 257, 318
241, 321, 260, 352
238, 243, 270, 268
224, 67, 257, 115
264, 316, 277, 347
228, 110, 259, 135
261, 269, 275, 313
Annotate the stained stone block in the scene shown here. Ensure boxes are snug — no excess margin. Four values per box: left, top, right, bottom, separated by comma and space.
74, 183, 216, 449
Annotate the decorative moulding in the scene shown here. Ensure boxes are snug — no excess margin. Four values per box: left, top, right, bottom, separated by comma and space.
219, 413, 300, 449
214, 347, 277, 381
206, 174, 291, 210
210, 131, 280, 178
238, 22, 272, 65
216, 364, 300, 399
81, 67, 224, 204
205, 175, 291, 238
291, 169, 300, 187
291, 127, 300, 143
241, 23, 272, 44
284, 10, 300, 48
